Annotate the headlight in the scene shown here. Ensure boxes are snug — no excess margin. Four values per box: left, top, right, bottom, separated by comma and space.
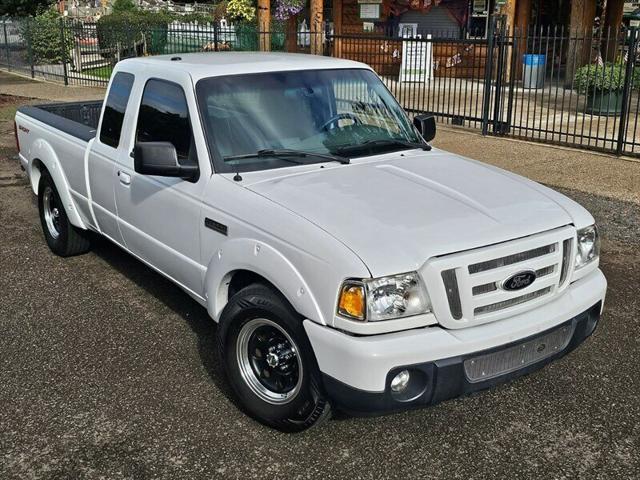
575, 225, 600, 269
337, 272, 431, 322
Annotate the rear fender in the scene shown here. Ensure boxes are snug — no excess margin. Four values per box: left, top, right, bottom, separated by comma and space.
204, 238, 325, 325
29, 138, 86, 230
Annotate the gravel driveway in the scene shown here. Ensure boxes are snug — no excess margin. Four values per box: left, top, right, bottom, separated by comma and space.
1, 92, 639, 479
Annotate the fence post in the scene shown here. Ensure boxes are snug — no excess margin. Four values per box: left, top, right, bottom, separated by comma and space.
3, 21, 10, 71
213, 21, 219, 52
492, 18, 507, 133
59, 17, 69, 86
616, 28, 637, 156
502, 27, 519, 135
481, 16, 497, 136
26, 19, 35, 78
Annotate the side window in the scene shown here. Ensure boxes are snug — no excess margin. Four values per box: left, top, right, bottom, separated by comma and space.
100, 72, 135, 148
136, 79, 196, 165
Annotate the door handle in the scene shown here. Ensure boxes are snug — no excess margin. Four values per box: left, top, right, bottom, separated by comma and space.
118, 171, 131, 186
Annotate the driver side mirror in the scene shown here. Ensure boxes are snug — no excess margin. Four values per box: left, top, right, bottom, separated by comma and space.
413, 114, 436, 142
134, 141, 199, 182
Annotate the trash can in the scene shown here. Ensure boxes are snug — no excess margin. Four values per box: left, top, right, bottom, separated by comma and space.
523, 54, 546, 89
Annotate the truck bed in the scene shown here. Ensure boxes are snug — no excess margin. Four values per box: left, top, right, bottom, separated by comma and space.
16, 100, 105, 231
17, 101, 102, 142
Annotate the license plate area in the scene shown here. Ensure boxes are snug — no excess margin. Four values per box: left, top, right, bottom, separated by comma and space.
463, 323, 575, 383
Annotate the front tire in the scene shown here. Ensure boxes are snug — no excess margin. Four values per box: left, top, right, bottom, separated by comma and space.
217, 283, 331, 432
38, 171, 90, 257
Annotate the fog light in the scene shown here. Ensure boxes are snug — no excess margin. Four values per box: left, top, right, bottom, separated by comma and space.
390, 370, 410, 392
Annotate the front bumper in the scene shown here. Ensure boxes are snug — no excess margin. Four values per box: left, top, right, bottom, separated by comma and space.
304, 268, 606, 414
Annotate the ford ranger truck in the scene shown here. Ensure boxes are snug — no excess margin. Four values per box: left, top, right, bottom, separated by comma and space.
14, 53, 607, 432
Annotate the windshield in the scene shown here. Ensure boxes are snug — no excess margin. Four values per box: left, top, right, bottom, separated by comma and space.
196, 69, 423, 173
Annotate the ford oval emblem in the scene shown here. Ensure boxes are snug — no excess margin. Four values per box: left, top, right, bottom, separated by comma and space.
502, 270, 537, 291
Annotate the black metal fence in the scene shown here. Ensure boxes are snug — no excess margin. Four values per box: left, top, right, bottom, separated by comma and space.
3, 16, 640, 157
0, 18, 303, 88
329, 20, 640, 157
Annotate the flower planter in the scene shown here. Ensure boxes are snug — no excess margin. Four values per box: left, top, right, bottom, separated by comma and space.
585, 90, 623, 116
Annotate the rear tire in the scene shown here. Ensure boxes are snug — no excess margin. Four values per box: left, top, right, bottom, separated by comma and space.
217, 283, 331, 432
38, 171, 90, 257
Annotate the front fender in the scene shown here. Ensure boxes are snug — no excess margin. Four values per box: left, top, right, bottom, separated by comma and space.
204, 238, 325, 325
28, 138, 86, 230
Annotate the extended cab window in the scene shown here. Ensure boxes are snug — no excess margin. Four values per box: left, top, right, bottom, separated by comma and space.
100, 72, 134, 148
136, 79, 196, 164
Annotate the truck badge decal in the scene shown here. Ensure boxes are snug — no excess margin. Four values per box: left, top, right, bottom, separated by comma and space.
204, 217, 228, 236
502, 271, 537, 291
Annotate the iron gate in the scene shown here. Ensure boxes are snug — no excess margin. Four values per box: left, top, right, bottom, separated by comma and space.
329, 17, 640, 157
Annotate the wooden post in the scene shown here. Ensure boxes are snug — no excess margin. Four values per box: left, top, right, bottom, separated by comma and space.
310, 0, 323, 55
501, 0, 517, 79
513, 0, 532, 81
514, 0, 531, 33
603, 0, 625, 62
142, 32, 147, 56
565, 0, 597, 86
332, 0, 343, 58
285, 15, 297, 53
257, 0, 271, 52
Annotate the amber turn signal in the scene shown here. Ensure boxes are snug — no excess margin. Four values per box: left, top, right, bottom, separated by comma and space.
338, 282, 366, 320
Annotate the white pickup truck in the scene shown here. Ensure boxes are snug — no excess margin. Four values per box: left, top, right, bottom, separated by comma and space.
15, 53, 606, 432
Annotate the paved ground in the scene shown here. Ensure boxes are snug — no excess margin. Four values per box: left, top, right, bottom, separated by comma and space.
1, 75, 639, 479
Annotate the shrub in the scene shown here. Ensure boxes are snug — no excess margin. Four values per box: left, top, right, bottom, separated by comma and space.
574, 63, 626, 93
231, 22, 286, 52
96, 10, 172, 58
110, 0, 138, 14
20, 9, 73, 65
226, 0, 256, 23
632, 67, 640, 90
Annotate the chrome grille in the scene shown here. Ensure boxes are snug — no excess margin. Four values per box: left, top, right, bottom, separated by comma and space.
474, 286, 552, 316
472, 282, 497, 296
471, 265, 555, 297
536, 265, 555, 278
468, 244, 556, 274
441, 269, 463, 320
463, 322, 575, 382
559, 238, 572, 286
423, 226, 576, 329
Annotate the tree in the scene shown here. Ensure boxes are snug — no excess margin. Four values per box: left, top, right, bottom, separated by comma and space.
0, 0, 52, 16
110, 0, 138, 14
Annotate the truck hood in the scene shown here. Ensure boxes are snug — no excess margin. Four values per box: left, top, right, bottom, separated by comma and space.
243, 149, 577, 276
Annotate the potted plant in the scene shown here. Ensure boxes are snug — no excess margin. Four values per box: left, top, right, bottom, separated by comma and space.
574, 63, 625, 115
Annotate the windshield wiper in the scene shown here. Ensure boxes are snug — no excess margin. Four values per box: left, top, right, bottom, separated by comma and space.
224, 149, 350, 164
334, 139, 431, 156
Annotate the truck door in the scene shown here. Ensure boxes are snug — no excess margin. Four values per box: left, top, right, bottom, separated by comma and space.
87, 71, 135, 246
114, 77, 208, 298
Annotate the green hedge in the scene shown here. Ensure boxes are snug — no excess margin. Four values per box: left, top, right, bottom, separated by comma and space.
96, 11, 172, 58
232, 23, 286, 52
574, 63, 626, 93
19, 9, 73, 65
